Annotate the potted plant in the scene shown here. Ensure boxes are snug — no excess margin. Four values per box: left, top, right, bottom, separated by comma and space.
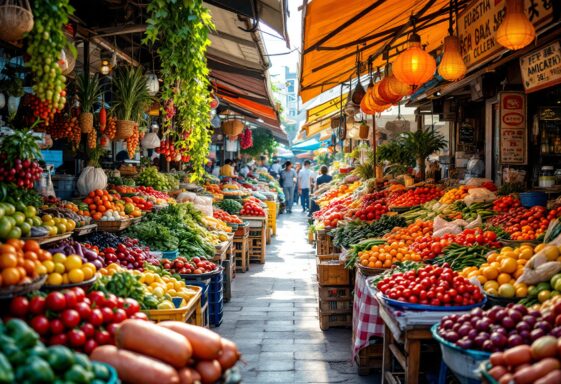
77, 147, 107, 196
76, 72, 102, 133
401, 128, 447, 180
112, 66, 151, 140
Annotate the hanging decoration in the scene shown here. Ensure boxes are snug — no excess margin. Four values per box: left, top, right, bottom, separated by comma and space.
359, 121, 369, 140
144, 0, 215, 180
495, 0, 536, 51
239, 127, 253, 150
438, 1, 467, 81
393, 21, 436, 87
0, 0, 34, 43
145, 72, 160, 96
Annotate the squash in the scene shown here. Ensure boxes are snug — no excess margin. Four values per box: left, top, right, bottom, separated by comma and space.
77, 166, 107, 195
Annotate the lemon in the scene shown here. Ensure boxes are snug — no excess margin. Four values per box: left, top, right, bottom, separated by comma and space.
35, 264, 47, 275
157, 301, 174, 310
498, 283, 515, 298
53, 253, 67, 264
144, 273, 154, 284
47, 273, 63, 285
484, 280, 499, 291
54, 263, 66, 274
62, 273, 69, 284
68, 268, 85, 284
543, 245, 560, 261
42, 260, 55, 273
82, 267, 94, 280
64, 255, 82, 270
153, 287, 165, 297
167, 289, 177, 296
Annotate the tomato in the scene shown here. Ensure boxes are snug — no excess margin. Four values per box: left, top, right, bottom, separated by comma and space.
100, 307, 114, 323
80, 323, 95, 339
50, 319, 65, 335
94, 329, 111, 345
131, 312, 148, 321
106, 322, 119, 336
10, 296, 29, 317
74, 302, 92, 321
30, 315, 50, 335
49, 333, 67, 346
71, 287, 86, 302
103, 294, 118, 309
113, 308, 127, 323
61, 309, 81, 328
28, 296, 46, 315
88, 291, 106, 307
84, 339, 98, 355
89, 308, 104, 326
68, 329, 86, 347
45, 292, 66, 312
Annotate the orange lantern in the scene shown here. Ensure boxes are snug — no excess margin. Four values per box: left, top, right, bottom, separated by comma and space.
496, 0, 536, 51
387, 74, 413, 97
438, 35, 467, 81
378, 76, 403, 105
360, 93, 376, 114
393, 33, 436, 87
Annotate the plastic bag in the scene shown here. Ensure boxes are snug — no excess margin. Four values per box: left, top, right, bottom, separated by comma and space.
517, 262, 561, 285
176, 192, 197, 203
465, 216, 482, 229
464, 187, 496, 206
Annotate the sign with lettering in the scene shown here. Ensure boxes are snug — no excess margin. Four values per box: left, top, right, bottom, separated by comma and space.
520, 42, 561, 93
499, 92, 527, 164
458, 0, 554, 69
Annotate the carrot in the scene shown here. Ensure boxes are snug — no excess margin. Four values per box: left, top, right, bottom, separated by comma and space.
178, 367, 201, 384
91, 345, 180, 384
159, 321, 222, 360
195, 360, 222, 384
116, 319, 192, 368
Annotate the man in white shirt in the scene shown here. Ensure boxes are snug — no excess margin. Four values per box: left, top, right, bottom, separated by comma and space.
298, 160, 313, 213
270, 159, 282, 179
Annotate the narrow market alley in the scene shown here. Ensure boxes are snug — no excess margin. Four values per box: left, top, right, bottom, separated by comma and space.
217, 213, 376, 384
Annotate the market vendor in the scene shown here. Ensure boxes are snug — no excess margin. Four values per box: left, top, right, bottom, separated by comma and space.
220, 159, 236, 177
308, 166, 331, 217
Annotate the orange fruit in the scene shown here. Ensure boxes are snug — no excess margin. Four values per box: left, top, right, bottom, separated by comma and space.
0, 253, 18, 268
2, 268, 21, 285
497, 273, 512, 285
500, 258, 518, 274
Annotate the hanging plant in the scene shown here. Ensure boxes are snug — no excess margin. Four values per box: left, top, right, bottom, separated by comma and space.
241, 129, 278, 158
26, 0, 75, 124
240, 127, 253, 150
144, 0, 214, 181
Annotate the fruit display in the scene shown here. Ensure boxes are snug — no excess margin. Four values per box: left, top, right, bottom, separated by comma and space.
488, 205, 551, 240
136, 167, 179, 192
45, 239, 105, 269
519, 270, 561, 308
383, 220, 434, 246
376, 264, 484, 306
352, 192, 389, 221
331, 215, 407, 249
437, 303, 561, 352
359, 242, 422, 269
239, 200, 265, 216
0, 318, 114, 383
439, 186, 469, 204
81, 190, 126, 221
40, 207, 91, 228
5, 288, 143, 353
493, 195, 522, 212
160, 256, 218, 275
0, 202, 42, 240
42, 253, 97, 286
441, 228, 501, 248
0, 130, 43, 189
216, 199, 243, 215
313, 196, 353, 228
91, 320, 241, 384
484, 334, 561, 384
460, 243, 538, 298
0, 239, 50, 287
123, 196, 153, 212
213, 209, 242, 224
387, 186, 443, 208
93, 240, 158, 270
316, 181, 361, 205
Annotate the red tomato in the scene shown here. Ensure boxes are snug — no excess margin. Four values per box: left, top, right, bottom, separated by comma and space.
88, 291, 106, 307
89, 308, 104, 326
28, 296, 46, 315
83, 339, 98, 355
9, 297, 29, 317
72, 287, 86, 302
67, 329, 86, 347
61, 309, 81, 328
74, 302, 92, 321
50, 319, 65, 335
94, 329, 111, 345
80, 323, 95, 339
30, 315, 50, 335
45, 292, 66, 312
100, 307, 114, 323
63, 290, 78, 309
49, 333, 67, 346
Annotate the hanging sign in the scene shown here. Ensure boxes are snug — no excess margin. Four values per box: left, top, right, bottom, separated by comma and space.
457, 0, 553, 69
499, 92, 527, 164
519, 42, 561, 93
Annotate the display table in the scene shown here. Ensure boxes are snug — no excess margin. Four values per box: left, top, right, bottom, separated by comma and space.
352, 269, 384, 358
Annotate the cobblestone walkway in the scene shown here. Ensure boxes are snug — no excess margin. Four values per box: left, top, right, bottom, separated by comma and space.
217, 212, 378, 383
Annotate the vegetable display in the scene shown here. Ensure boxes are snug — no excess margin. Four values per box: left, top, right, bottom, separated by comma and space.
0, 130, 43, 189
136, 167, 178, 192
160, 256, 218, 275
331, 215, 406, 249
217, 199, 242, 215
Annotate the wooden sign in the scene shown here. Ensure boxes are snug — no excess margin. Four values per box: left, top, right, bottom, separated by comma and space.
459, 121, 475, 144
457, 0, 553, 69
499, 92, 527, 164
520, 42, 561, 93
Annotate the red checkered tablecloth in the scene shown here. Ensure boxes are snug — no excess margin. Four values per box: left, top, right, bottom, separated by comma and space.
352, 269, 384, 359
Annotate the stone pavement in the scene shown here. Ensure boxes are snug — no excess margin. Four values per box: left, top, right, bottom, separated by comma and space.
217, 212, 380, 383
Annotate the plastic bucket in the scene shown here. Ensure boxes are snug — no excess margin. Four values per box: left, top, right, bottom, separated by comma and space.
519, 192, 547, 208
52, 174, 75, 200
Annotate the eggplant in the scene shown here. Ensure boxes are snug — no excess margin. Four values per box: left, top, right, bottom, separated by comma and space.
30, 226, 49, 237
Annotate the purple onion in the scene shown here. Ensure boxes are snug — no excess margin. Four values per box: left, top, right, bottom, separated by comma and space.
522, 315, 537, 327
448, 314, 459, 322
508, 309, 523, 323
542, 312, 555, 325
535, 321, 552, 333
474, 333, 488, 347
519, 330, 531, 343
551, 326, 561, 338
490, 332, 507, 347
458, 314, 470, 323
452, 323, 461, 332
457, 337, 473, 349
502, 317, 515, 329
92, 259, 103, 269
441, 320, 453, 330
476, 318, 491, 331
468, 329, 478, 339
458, 324, 471, 337
496, 309, 507, 320
516, 322, 530, 332
531, 328, 545, 341
446, 331, 459, 342
512, 304, 528, 316
482, 339, 494, 351
472, 308, 484, 317
529, 310, 542, 318
508, 334, 524, 347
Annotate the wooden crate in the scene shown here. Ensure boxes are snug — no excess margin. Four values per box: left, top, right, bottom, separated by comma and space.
249, 235, 266, 264
233, 233, 249, 272
319, 312, 352, 331
318, 285, 352, 331
319, 299, 352, 313
317, 255, 349, 286
315, 230, 339, 256
355, 338, 383, 375
318, 286, 352, 301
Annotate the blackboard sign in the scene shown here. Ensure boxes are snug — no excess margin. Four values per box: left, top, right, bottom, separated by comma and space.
459, 122, 475, 144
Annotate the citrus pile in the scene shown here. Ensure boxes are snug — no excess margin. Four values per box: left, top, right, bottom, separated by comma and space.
82, 189, 123, 221
383, 221, 433, 246
359, 242, 422, 269
439, 186, 469, 204
0, 239, 51, 286
44, 253, 97, 286
41, 214, 77, 236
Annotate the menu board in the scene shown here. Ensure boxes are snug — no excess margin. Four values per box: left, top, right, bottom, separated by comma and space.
457, 0, 553, 69
520, 42, 561, 93
499, 92, 527, 164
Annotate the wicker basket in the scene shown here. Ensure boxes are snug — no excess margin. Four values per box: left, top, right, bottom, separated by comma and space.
359, 123, 369, 139
79, 112, 94, 133
222, 119, 244, 138
0, 1, 33, 42
115, 119, 135, 140
94, 219, 131, 232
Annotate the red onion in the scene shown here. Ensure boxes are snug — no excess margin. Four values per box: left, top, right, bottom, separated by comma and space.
501, 317, 515, 329
482, 339, 494, 351
458, 324, 471, 337
522, 315, 537, 327
507, 334, 524, 347
457, 338, 472, 349
530, 328, 545, 341
535, 320, 552, 333
511, 304, 528, 316
508, 309, 523, 322
516, 322, 530, 332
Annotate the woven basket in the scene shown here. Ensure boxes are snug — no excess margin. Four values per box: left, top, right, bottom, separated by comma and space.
60, 45, 76, 75
359, 123, 369, 139
222, 119, 243, 139
79, 112, 94, 133
0, 1, 33, 42
115, 120, 135, 140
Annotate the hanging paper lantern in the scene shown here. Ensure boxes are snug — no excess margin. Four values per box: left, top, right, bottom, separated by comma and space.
387, 74, 413, 97
145, 72, 159, 96
438, 35, 467, 81
371, 82, 390, 105
378, 76, 403, 104
496, 0, 536, 50
393, 33, 436, 87
360, 94, 376, 114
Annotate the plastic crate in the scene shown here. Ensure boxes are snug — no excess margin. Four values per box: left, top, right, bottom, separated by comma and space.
209, 286, 224, 304
223, 259, 232, 303
317, 255, 349, 286
160, 250, 179, 260
141, 297, 193, 323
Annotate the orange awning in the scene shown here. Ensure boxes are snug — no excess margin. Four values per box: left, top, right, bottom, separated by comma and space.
221, 94, 278, 121
299, 0, 463, 103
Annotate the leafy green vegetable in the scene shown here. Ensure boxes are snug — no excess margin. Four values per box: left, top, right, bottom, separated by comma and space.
124, 222, 178, 251
332, 215, 406, 249
217, 199, 242, 215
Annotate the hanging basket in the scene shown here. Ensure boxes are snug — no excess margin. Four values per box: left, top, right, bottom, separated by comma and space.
115, 120, 135, 140
79, 112, 94, 133
0, 0, 33, 43
222, 119, 244, 138
60, 44, 76, 76
359, 123, 369, 140
330, 116, 343, 129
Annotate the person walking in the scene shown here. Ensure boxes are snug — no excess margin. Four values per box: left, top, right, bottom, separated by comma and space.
298, 160, 313, 213
280, 161, 297, 213
293, 163, 302, 208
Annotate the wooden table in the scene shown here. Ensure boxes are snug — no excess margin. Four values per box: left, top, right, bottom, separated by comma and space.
377, 297, 433, 384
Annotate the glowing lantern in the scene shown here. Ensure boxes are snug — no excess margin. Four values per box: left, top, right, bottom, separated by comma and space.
360, 93, 376, 114
145, 72, 159, 96
496, 0, 536, 50
387, 74, 413, 97
393, 33, 436, 87
438, 35, 467, 81
378, 76, 403, 104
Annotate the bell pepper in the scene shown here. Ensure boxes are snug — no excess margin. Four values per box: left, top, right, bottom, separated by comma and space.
0, 353, 14, 384
1, 340, 25, 366
73, 352, 92, 372
92, 362, 110, 381
46, 346, 75, 373
28, 344, 49, 360
25, 356, 55, 383
6, 319, 38, 349
64, 364, 93, 384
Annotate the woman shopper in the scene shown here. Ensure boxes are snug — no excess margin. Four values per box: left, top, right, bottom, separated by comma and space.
280, 161, 297, 213
293, 162, 302, 208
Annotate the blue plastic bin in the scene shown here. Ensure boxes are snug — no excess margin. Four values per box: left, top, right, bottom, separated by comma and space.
160, 250, 179, 260
41, 150, 63, 169
519, 191, 548, 208
51, 174, 75, 200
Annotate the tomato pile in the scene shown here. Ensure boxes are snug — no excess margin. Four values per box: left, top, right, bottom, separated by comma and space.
488, 206, 550, 240
6, 288, 145, 354
387, 186, 443, 208
442, 228, 501, 248
493, 195, 522, 212
409, 235, 451, 260
0, 155, 43, 189
155, 139, 190, 163
160, 256, 218, 275
213, 209, 242, 224
82, 190, 122, 221
313, 196, 353, 227
0, 239, 50, 286
123, 196, 153, 211
239, 200, 265, 216
95, 242, 158, 271
136, 186, 170, 200
377, 264, 484, 306
353, 193, 389, 221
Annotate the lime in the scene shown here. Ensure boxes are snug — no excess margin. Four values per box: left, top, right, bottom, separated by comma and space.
528, 285, 538, 297
0, 217, 14, 239
12, 212, 26, 226
551, 290, 561, 298
551, 274, 561, 288
25, 218, 34, 225
24, 206, 37, 218
0, 205, 4, 219
4, 216, 15, 227
536, 282, 551, 293
2, 203, 15, 216
32, 216, 42, 226
14, 201, 26, 213
19, 222, 31, 236
7, 227, 21, 239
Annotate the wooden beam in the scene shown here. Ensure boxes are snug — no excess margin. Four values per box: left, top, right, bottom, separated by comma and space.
94, 24, 147, 38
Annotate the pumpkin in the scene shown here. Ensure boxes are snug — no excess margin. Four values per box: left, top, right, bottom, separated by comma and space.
141, 132, 161, 149
77, 166, 107, 196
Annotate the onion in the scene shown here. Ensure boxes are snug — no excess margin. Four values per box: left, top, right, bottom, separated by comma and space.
458, 314, 471, 323
452, 323, 461, 332
458, 324, 471, 337
472, 308, 484, 317
551, 326, 561, 338
528, 310, 541, 318
467, 329, 478, 339
474, 333, 488, 347
508, 309, 523, 323
541, 312, 555, 325
457, 337, 473, 349
445, 331, 459, 343
490, 332, 507, 347
441, 320, 453, 330
482, 339, 494, 351
477, 318, 491, 331
530, 328, 545, 341
522, 315, 537, 327
535, 321, 552, 333
516, 322, 530, 332
508, 334, 524, 347
501, 317, 515, 329
512, 304, 528, 316
496, 309, 507, 320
